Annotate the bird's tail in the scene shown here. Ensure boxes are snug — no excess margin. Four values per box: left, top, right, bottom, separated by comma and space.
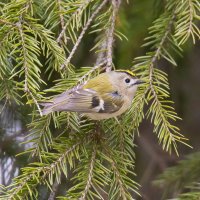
40, 90, 72, 115
40, 102, 54, 115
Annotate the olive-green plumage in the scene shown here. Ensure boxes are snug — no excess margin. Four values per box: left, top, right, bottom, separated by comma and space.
83, 73, 114, 93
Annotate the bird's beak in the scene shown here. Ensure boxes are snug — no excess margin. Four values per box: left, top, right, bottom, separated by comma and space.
134, 79, 145, 85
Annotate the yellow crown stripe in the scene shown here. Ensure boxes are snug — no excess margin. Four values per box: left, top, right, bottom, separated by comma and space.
115, 70, 136, 77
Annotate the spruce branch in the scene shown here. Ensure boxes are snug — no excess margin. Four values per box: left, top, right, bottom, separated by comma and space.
128, 85, 148, 133
110, 160, 128, 199
1, 0, 199, 199
17, 20, 29, 93
145, 11, 179, 152
28, 22, 68, 73
90, 0, 123, 71
103, 145, 139, 199
56, 0, 66, 43
0, 78, 21, 105
79, 146, 97, 200
0, 1, 47, 114
148, 12, 176, 83
16, 19, 43, 116
176, 190, 200, 200
0, 27, 13, 48
61, 0, 108, 70
56, 0, 92, 44
95, 40, 107, 65
30, 115, 52, 157
174, 0, 200, 44
105, 0, 121, 72
77, 61, 107, 84
145, 10, 189, 153
42, 141, 82, 182
65, 146, 110, 199
132, 6, 190, 154
188, 0, 195, 36
29, 91, 43, 116
154, 152, 200, 199
0, 19, 16, 26
0, 30, 13, 79
2, 141, 82, 199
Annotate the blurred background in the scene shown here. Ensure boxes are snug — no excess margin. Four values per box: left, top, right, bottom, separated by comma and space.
0, 0, 199, 199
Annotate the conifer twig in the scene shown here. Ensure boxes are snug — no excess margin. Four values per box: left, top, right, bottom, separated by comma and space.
106, 0, 121, 72
188, 0, 194, 36
56, 0, 67, 44
0, 29, 13, 47
95, 40, 107, 65
106, 152, 128, 199
0, 19, 16, 26
78, 61, 107, 84
149, 12, 176, 85
6, 142, 81, 199
79, 147, 97, 200
31, 115, 52, 157
144, 10, 187, 153
56, 0, 91, 44
61, 0, 108, 70
17, 19, 43, 116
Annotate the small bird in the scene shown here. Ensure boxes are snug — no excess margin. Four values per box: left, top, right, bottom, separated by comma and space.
41, 70, 144, 120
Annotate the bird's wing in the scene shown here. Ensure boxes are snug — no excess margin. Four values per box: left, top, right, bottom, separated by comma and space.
42, 87, 124, 115
96, 91, 124, 113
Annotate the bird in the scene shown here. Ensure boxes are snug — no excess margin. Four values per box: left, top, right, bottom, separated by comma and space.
41, 70, 144, 120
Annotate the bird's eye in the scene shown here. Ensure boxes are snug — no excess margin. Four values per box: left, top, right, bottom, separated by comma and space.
125, 78, 130, 83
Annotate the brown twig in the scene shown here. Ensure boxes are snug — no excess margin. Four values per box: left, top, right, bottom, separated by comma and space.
79, 146, 97, 200
95, 40, 107, 65
61, 0, 108, 70
78, 61, 107, 84
56, 0, 67, 44
56, 0, 91, 44
105, 0, 121, 72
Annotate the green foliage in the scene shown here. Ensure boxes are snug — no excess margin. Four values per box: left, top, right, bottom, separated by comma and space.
174, 0, 200, 45
176, 190, 200, 200
0, 0, 199, 199
154, 152, 200, 200
131, 0, 196, 154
